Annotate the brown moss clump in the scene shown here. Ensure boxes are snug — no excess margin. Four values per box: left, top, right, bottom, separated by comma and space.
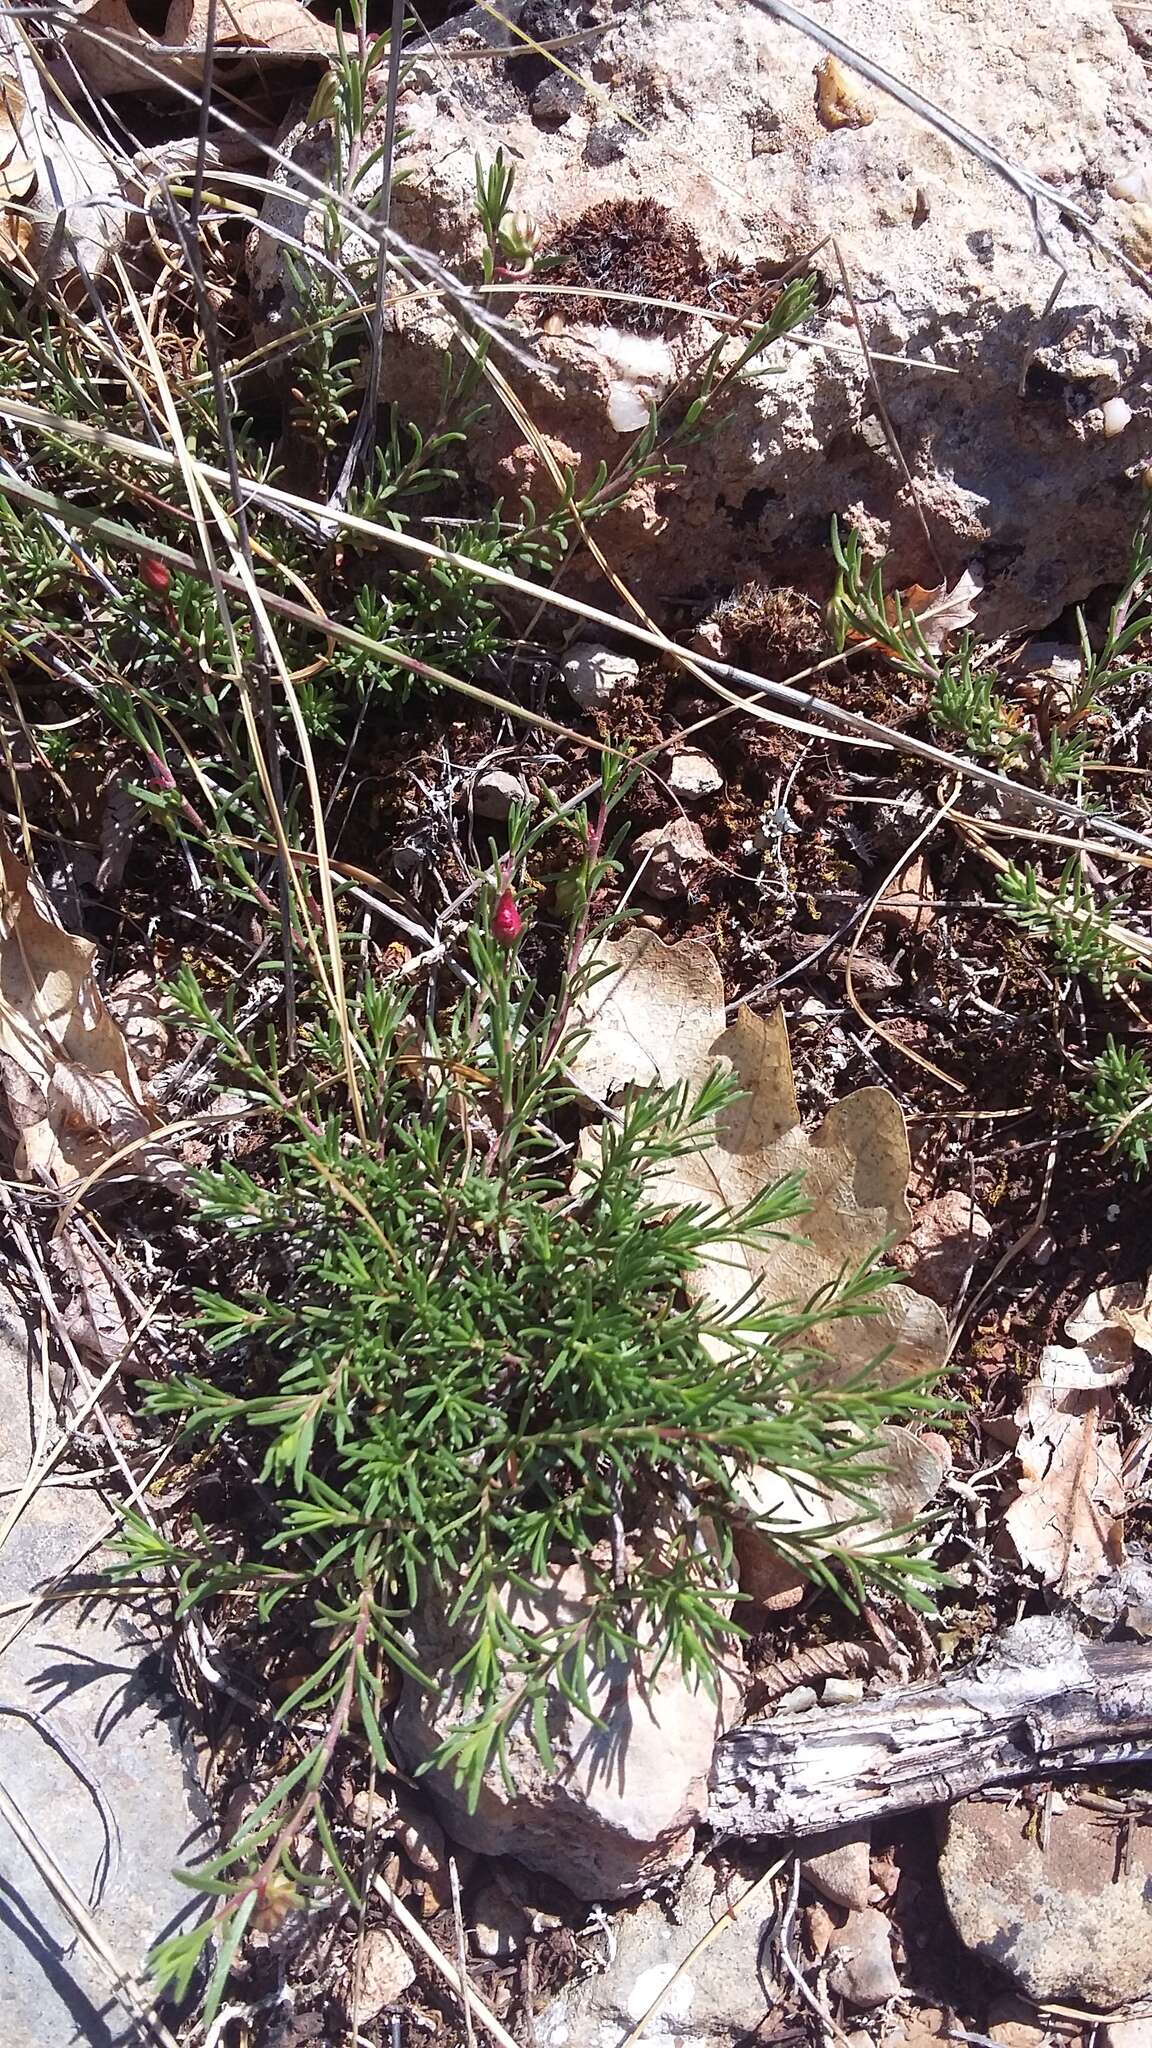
712, 582, 825, 670
537, 198, 789, 334
538, 198, 709, 332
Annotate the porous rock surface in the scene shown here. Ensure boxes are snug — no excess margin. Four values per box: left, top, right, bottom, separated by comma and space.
249, 0, 1152, 633
392, 1561, 741, 1899
0, 1287, 203, 2048
938, 1794, 1152, 2009
537, 1856, 775, 2045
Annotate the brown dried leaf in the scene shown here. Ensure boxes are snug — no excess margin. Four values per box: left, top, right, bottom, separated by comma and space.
64, 0, 339, 93
0, 19, 123, 281
572, 930, 949, 1386
904, 566, 984, 652
1003, 1292, 1139, 1595
1004, 1383, 1125, 1596
0, 832, 160, 1188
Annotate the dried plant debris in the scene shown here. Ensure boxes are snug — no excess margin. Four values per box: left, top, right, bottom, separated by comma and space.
0, 20, 123, 279
63, 0, 339, 95
537, 196, 784, 331
1004, 1278, 1152, 1597
572, 928, 950, 1386
0, 832, 165, 1189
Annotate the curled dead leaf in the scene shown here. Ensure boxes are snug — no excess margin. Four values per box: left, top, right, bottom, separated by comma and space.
64, 0, 340, 94
0, 19, 123, 282
1003, 1282, 1147, 1596
0, 831, 168, 1190
733, 1425, 949, 1609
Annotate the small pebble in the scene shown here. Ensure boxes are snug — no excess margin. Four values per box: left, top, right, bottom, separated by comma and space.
472, 1880, 529, 1960
354, 1928, 415, 2020
1101, 396, 1133, 437
822, 1676, 866, 1706
827, 1906, 901, 2008
349, 1788, 399, 1835
775, 1684, 819, 1713
631, 816, 708, 898
398, 1808, 445, 1877
561, 643, 639, 710
1109, 166, 1152, 203
607, 381, 652, 432
667, 749, 724, 799
472, 768, 531, 820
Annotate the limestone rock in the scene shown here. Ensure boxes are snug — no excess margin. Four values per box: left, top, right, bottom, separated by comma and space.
939, 1796, 1152, 2008
537, 1857, 774, 2046
249, 0, 1152, 635
353, 1928, 416, 2021
0, 1286, 204, 2048
392, 1562, 740, 1900
801, 1825, 873, 1911
827, 1905, 902, 2007
631, 815, 709, 897
560, 642, 639, 709
668, 749, 724, 799
897, 1191, 993, 1306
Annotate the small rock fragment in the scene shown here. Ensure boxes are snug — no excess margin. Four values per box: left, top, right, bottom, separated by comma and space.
827, 1906, 901, 2007
815, 54, 875, 130
776, 1684, 819, 1713
472, 767, 531, 820
801, 1826, 873, 1911
897, 1191, 993, 1307
1101, 2021, 1152, 2048
987, 1994, 1047, 2048
472, 1880, 529, 1960
667, 749, 724, 799
822, 1676, 865, 1706
561, 643, 639, 710
805, 1898, 844, 1959
349, 1787, 399, 1835
1100, 396, 1133, 437
353, 1928, 415, 2020
631, 816, 709, 898
1109, 165, 1152, 203
876, 855, 935, 933
398, 1805, 446, 1877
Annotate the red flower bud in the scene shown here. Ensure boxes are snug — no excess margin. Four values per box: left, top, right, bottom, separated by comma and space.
492, 887, 523, 945
145, 748, 176, 792
140, 556, 171, 594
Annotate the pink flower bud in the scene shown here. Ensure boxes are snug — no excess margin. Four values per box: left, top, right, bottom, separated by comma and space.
492, 887, 523, 945
140, 556, 171, 595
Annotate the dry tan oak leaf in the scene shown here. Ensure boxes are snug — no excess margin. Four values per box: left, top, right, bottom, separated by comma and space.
571, 928, 949, 1387
0, 831, 158, 1188
1003, 1283, 1146, 1595
64, 0, 340, 94
0, 19, 123, 280
733, 1425, 949, 1609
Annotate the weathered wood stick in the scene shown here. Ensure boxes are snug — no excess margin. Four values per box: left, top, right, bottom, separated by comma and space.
710, 1617, 1152, 1840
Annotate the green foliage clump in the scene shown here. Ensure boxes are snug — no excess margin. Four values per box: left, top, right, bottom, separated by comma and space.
119, 781, 939, 2008
997, 856, 1149, 996
1078, 1036, 1152, 1174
